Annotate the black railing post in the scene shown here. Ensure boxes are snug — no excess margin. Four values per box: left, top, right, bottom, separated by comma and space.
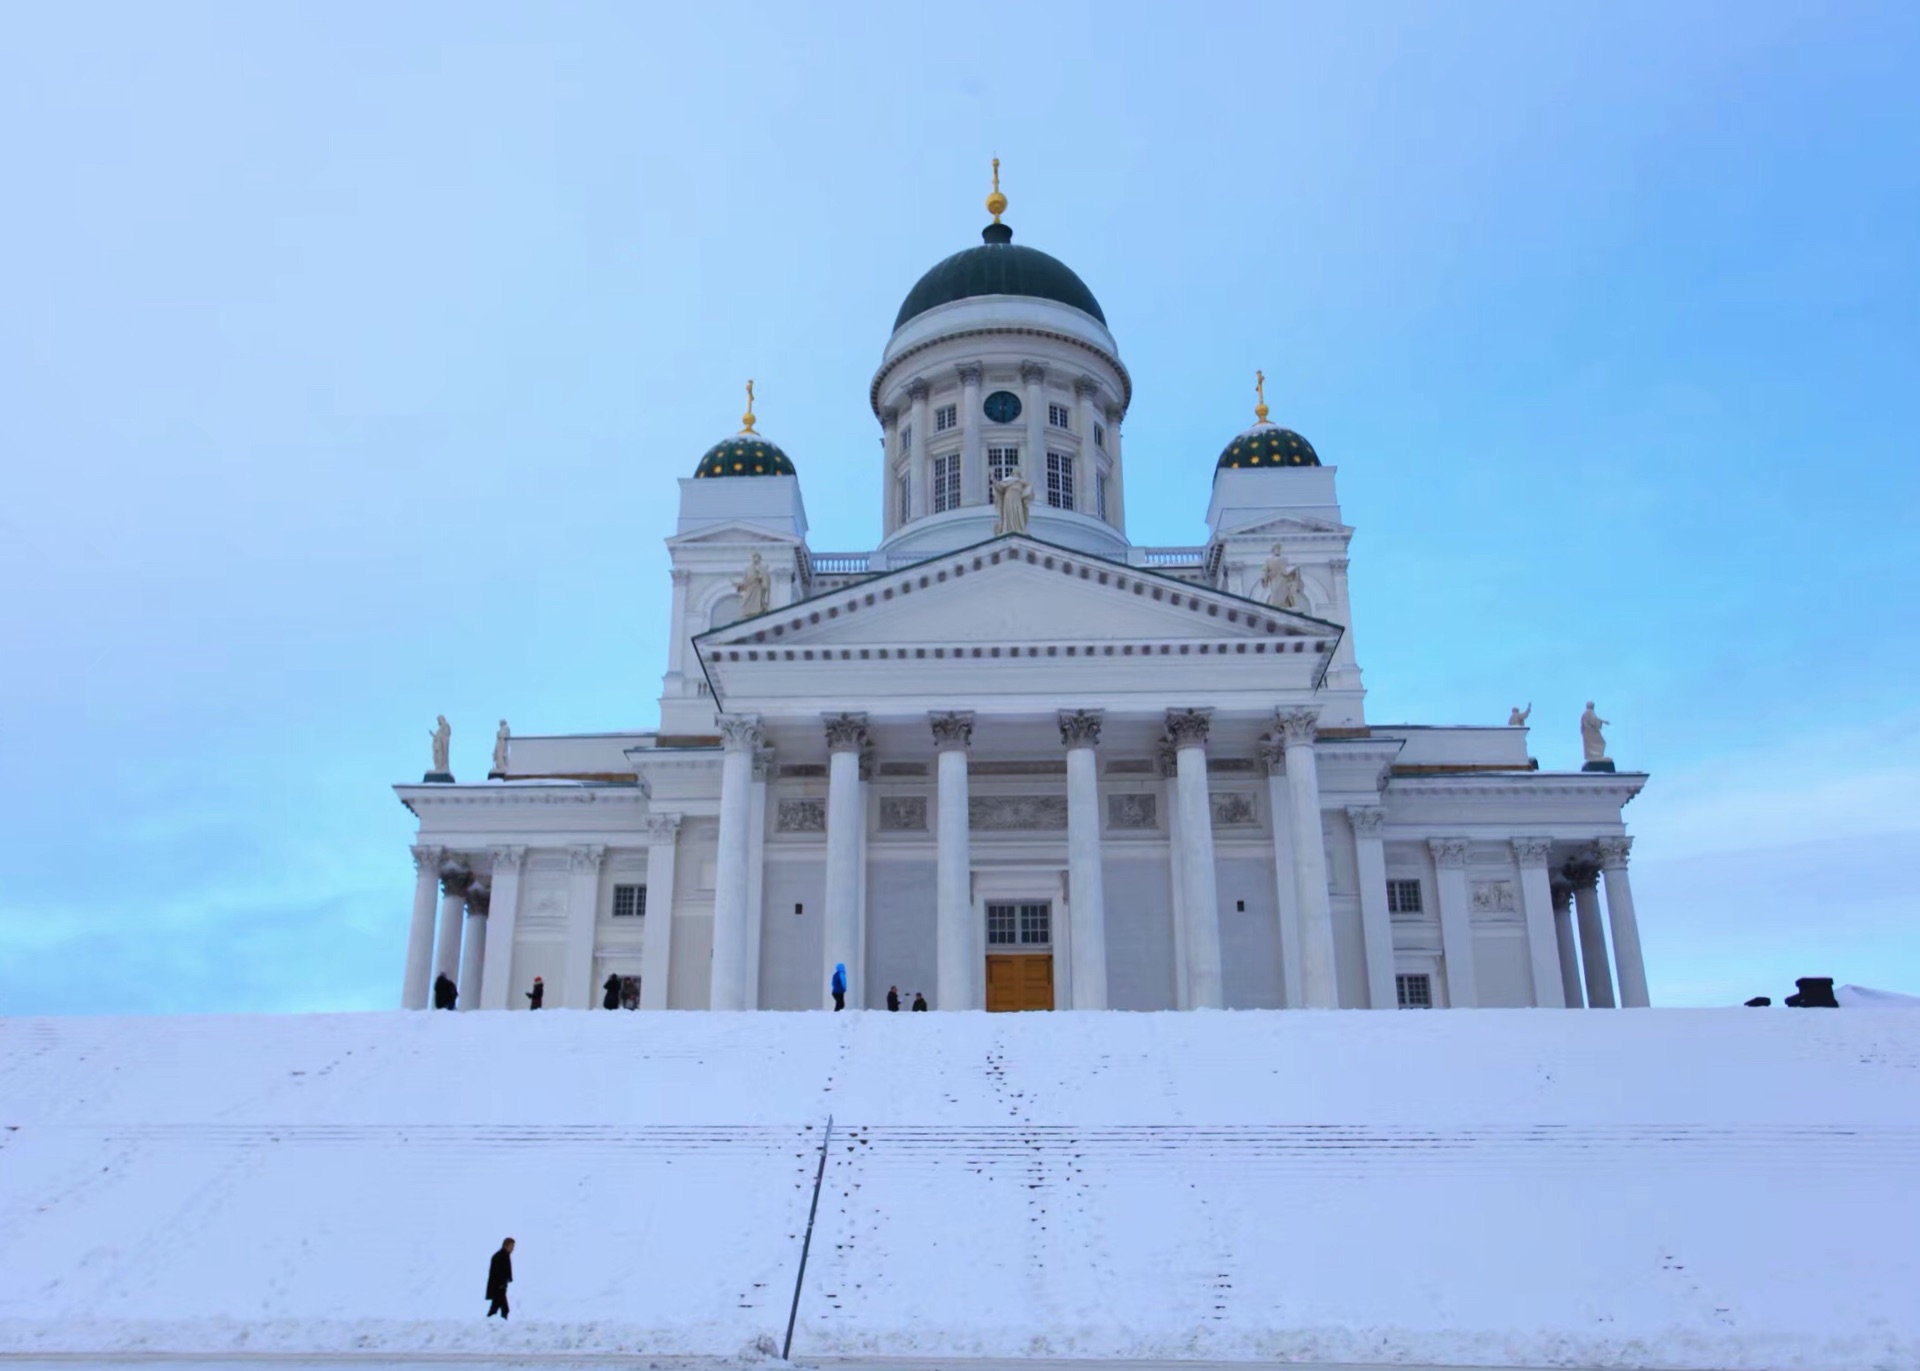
782, 1114, 834, 1360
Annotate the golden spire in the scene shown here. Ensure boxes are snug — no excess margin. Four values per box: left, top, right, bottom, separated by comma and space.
1254, 369, 1270, 425
741, 378, 758, 434
986, 156, 1007, 223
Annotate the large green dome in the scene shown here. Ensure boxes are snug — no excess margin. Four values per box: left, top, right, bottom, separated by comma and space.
693, 432, 796, 479
894, 222, 1106, 332
1216, 422, 1320, 471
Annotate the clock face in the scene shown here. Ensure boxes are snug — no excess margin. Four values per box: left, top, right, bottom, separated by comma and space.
983, 390, 1022, 424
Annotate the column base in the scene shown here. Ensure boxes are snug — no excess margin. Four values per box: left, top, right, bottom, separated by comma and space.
1581, 759, 1616, 773
423, 771, 456, 783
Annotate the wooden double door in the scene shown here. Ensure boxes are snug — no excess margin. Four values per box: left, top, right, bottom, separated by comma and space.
985, 954, 1054, 1012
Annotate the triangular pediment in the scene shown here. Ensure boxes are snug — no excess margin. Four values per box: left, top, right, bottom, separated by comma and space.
667, 521, 802, 550
699, 535, 1338, 652
1226, 513, 1353, 542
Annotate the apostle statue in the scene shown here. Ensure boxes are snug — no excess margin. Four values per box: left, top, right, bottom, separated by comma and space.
1257, 545, 1305, 611
991, 468, 1033, 536
492, 720, 511, 775
1580, 702, 1610, 763
429, 715, 452, 774
1508, 703, 1532, 726
734, 551, 771, 619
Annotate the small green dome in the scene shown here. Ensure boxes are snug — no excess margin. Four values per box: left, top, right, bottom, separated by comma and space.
693, 433, 796, 479
894, 222, 1106, 332
1216, 423, 1320, 471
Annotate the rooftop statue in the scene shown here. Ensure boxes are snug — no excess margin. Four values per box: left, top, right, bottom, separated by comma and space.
429, 715, 451, 774
1509, 704, 1532, 726
1257, 545, 1305, 611
992, 469, 1032, 536
1581, 702, 1611, 764
734, 551, 771, 620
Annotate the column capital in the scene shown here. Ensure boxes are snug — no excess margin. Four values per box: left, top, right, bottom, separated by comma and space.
1020, 361, 1047, 384
1164, 707, 1213, 749
930, 711, 975, 752
1330, 557, 1351, 574
1593, 835, 1633, 870
643, 813, 682, 842
955, 362, 983, 386
752, 746, 776, 782
823, 712, 870, 754
1057, 709, 1103, 749
1073, 374, 1100, 398
1257, 734, 1287, 776
1104, 401, 1124, 425
906, 377, 931, 402
1561, 858, 1600, 891
1427, 837, 1470, 869
1154, 738, 1180, 778
568, 843, 606, 873
411, 843, 445, 875
1512, 836, 1555, 868
670, 567, 692, 585
1347, 805, 1386, 838
464, 885, 491, 917
716, 713, 764, 753
488, 844, 525, 873
881, 404, 900, 426
439, 864, 474, 897
1276, 707, 1321, 746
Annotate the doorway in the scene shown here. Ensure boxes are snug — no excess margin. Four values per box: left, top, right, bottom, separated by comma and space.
985, 901, 1054, 1012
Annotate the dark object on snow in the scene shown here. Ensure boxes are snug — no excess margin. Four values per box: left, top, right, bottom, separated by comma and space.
887, 986, 900, 1012
912, 992, 928, 1012
1785, 977, 1838, 1008
1745, 996, 1772, 1007
433, 973, 457, 1010
486, 1238, 514, 1319
525, 977, 544, 1010
603, 974, 621, 1010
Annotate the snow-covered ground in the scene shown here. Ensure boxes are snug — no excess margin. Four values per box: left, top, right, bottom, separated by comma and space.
1, 1009, 1916, 1369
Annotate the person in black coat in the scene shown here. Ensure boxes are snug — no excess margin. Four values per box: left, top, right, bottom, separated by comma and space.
911, 992, 928, 1011
486, 1237, 515, 1319
433, 973, 457, 1010
887, 986, 900, 1012
603, 974, 622, 1010
525, 976, 544, 1010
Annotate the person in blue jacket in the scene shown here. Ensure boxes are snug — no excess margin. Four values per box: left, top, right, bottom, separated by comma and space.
831, 962, 847, 1011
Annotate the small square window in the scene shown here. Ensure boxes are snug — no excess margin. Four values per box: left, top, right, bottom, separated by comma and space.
1396, 972, 1434, 1009
1387, 879, 1423, 915
1048, 402, 1071, 430
612, 884, 647, 918
935, 403, 957, 432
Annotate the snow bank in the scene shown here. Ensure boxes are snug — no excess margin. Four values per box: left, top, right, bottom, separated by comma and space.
1839, 984, 1920, 1008
2, 1008, 1916, 1368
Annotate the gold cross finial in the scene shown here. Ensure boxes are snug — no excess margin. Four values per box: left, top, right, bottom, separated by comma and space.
986, 156, 1007, 223
742, 379, 757, 434
1254, 370, 1270, 424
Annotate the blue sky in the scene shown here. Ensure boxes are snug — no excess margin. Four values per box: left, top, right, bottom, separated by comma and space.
2, 1, 1915, 1014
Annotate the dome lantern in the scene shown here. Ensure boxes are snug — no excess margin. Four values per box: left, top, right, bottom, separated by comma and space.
1215, 370, 1321, 471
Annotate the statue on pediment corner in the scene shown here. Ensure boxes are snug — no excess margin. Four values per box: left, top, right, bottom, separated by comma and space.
429, 715, 451, 774
991, 469, 1032, 536
1257, 544, 1305, 611
734, 551, 771, 620
1508, 703, 1532, 727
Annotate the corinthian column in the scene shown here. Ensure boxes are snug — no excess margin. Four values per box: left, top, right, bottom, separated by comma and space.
1022, 362, 1047, 488
906, 380, 931, 521
434, 863, 472, 990
563, 845, 605, 1008
1060, 709, 1108, 1010
1257, 739, 1304, 1006
458, 883, 489, 1010
1595, 837, 1649, 1007
1428, 838, 1478, 1008
710, 714, 763, 1012
1551, 879, 1584, 1008
639, 815, 681, 1009
1565, 859, 1614, 1008
1158, 739, 1190, 1008
1512, 837, 1567, 1008
1280, 709, 1337, 1008
1348, 805, 1396, 1010
403, 844, 443, 1009
1166, 709, 1223, 1009
932, 711, 975, 1010
480, 846, 524, 1010
822, 713, 869, 1009
957, 363, 986, 506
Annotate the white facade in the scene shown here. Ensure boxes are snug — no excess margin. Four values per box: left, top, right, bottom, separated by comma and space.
395, 207, 1648, 1015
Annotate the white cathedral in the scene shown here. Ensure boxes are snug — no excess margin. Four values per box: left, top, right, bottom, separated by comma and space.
395, 173, 1650, 1017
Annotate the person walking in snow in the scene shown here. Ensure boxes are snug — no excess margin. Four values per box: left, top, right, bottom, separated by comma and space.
433, 972, 458, 1010
603, 973, 621, 1010
912, 991, 928, 1011
486, 1237, 514, 1319
887, 985, 900, 1012
525, 976, 544, 1010
831, 962, 847, 1011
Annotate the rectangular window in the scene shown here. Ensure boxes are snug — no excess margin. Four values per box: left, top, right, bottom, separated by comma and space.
988, 446, 1020, 485
897, 471, 911, 525
1396, 972, 1434, 1009
1048, 402, 1071, 429
935, 403, 957, 432
1094, 422, 1107, 450
986, 903, 1018, 946
1046, 451, 1075, 510
1019, 902, 1051, 945
1096, 472, 1109, 521
933, 453, 961, 513
1387, 879, 1423, 915
612, 884, 647, 918
899, 424, 912, 455
987, 902, 1052, 946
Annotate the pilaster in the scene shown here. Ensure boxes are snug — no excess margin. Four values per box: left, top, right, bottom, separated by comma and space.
1428, 837, 1478, 1008
563, 845, 605, 1009
480, 846, 524, 1010
639, 816, 681, 1010
1349, 805, 1396, 1010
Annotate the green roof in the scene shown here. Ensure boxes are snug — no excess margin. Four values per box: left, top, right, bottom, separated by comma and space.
693, 434, 796, 479
894, 223, 1106, 332
1216, 424, 1320, 471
